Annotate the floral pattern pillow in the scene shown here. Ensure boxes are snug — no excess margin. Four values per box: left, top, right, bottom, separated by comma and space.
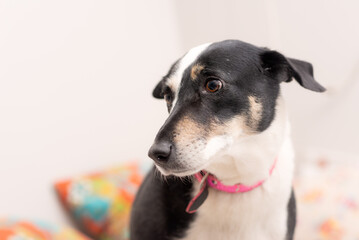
55, 161, 150, 240
0, 218, 91, 240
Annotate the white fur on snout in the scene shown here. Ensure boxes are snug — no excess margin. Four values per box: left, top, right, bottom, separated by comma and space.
203, 135, 232, 160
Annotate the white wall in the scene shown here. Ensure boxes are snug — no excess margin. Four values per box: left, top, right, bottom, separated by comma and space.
0, 0, 358, 225
0, 0, 182, 224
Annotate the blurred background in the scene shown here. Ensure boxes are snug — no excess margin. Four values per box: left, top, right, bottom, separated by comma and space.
0, 0, 358, 234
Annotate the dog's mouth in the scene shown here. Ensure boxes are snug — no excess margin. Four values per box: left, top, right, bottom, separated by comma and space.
155, 161, 211, 177
155, 165, 198, 177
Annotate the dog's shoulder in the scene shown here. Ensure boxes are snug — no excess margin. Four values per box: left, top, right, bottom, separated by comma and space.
130, 166, 196, 240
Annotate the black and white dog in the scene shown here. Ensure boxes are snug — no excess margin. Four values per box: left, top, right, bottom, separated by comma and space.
130, 40, 325, 240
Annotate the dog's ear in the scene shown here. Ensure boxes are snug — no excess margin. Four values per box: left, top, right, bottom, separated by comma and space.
260, 50, 326, 92
152, 79, 165, 99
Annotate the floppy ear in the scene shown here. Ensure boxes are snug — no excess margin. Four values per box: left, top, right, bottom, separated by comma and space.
152, 79, 165, 99
260, 50, 326, 92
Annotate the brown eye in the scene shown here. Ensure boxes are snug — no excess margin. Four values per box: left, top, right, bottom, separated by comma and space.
206, 79, 222, 93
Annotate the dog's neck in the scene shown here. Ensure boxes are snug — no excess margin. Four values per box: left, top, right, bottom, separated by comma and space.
205, 96, 289, 186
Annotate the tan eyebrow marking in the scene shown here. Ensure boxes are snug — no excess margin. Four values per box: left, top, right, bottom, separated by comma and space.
248, 96, 263, 128
190, 64, 204, 80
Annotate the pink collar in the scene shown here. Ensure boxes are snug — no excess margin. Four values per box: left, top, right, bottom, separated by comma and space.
195, 158, 277, 193
186, 158, 277, 213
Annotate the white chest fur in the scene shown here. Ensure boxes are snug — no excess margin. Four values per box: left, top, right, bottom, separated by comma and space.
180, 134, 295, 240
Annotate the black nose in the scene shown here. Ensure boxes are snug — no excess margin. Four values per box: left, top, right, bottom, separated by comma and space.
148, 141, 172, 163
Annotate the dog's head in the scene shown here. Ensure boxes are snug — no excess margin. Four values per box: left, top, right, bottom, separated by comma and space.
148, 40, 325, 176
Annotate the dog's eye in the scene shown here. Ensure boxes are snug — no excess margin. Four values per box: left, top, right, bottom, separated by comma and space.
205, 79, 222, 93
164, 93, 172, 102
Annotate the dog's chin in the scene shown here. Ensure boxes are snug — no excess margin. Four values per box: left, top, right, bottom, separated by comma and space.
155, 165, 202, 177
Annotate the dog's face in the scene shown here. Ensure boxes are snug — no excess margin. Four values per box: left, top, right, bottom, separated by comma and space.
149, 40, 325, 176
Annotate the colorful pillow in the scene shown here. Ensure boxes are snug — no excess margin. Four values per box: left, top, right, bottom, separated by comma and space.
294, 155, 359, 240
55, 161, 150, 240
0, 218, 91, 240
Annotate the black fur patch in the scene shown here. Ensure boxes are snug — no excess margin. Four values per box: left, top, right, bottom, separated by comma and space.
260, 50, 325, 92
286, 189, 297, 240
187, 40, 280, 132
130, 167, 195, 240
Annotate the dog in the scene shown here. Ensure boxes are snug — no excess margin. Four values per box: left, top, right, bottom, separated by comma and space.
130, 39, 325, 240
